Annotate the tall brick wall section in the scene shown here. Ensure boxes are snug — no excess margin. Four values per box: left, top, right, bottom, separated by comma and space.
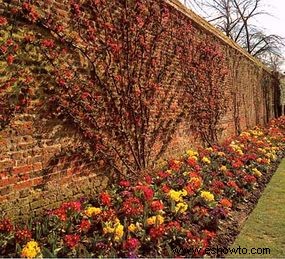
0, 0, 279, 219
162, 0, 278, 158
0, 111, 109, 220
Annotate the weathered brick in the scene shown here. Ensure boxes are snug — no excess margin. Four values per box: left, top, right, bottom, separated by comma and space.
0, 177, 16, 188
0, 160, 13, 171
12, 165, 33, 175
14, 180, 33, 190
0, 186, 12, 196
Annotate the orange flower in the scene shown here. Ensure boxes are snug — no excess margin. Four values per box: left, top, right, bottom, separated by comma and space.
220, 198, 232, 208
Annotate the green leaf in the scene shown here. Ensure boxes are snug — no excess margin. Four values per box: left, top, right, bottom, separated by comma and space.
42, 247, 56, 258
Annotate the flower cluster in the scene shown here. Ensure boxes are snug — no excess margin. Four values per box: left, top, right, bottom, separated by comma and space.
0, 117, 284, 257
21, 241, 41, 258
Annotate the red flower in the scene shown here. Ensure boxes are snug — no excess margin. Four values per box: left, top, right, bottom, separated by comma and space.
0, 219, 14, 233
78, 219, 91, 232
119, 180, 130, 187
227, 180, 239, 190
220, 198, 232, 208
189, 172, 200, 178
225, 171, 234, 177
24, 35, 36, 43
41, 39, 55, 48
161, 184, 170, 193
187, 157, 197, 167
212, 180, 225, 189
99, 209, 117, 222
15, 228, 32, 243
144, 175, 152, 184
61, 201, 81, 212
100, 192, 111, 206
136, 185, 154, 201
49, 208, 67, 221
151, 200, 164, 212
244, 175, 256, 183
184, 184, 195, 195
0, 45, 8, 54
123, 238, 140, 251
6, 39, 13, 45
64, 234, 80, 249
232, 160, 243, 169
166, 221, 181, 232
203, 229, 216, 240
169, 160, 181, 171
157, 171, 171, 179
149, 225, 165, 239
0, 16, 7, 26
121, 197, 144, 216
7, 54, 14, 65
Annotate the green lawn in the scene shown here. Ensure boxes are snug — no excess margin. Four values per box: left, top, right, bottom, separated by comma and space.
229, 159, 285, 257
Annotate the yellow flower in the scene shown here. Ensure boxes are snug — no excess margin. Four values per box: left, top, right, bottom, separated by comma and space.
220, 165, 227, 172
250, 129, 263, 136
252, 168, 262, 178
205, 147, 213, 152
230, 142, 244, 155
168, 189, 187, 202
175, 202, 188, 213
186, 149, 198, 157
181, 189, 187, 196
202, 157, 211, 164
114, 223, 124, 241
237, 149, 244, 155
21, 241, 41, 258
103, 220, 124, 242
258, 148, 266, 154
217, 152, 225, 157
103, 222, 114, 234
240, 132, 250, 138
165, 169, 172, 174
146, 215, 164, 226
85, 207, 102, 217
128, 224, 137, 232
200, 191, 214, 202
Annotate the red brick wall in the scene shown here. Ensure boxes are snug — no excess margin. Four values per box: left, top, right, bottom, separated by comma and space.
0, 0, 278, 219
0, 113, 108, 220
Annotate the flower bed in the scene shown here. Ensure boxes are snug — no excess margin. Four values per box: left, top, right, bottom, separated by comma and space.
1, 117, 285, 258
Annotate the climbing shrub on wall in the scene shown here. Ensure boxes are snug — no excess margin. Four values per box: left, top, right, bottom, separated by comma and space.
182, 41, 229, 146
0, 0, 228, 176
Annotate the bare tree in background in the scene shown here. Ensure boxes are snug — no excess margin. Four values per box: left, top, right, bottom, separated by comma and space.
183, 0, 284, 65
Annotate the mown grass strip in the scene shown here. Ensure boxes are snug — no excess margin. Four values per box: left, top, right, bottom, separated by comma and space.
230, 159, 285, 257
